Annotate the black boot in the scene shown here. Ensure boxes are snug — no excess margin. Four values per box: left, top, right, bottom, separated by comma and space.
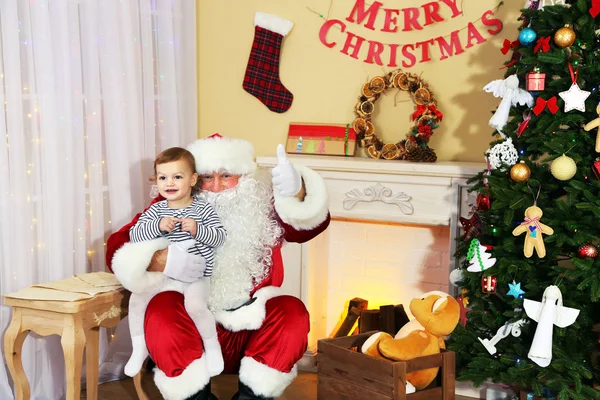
231, 381, 273, 400
185, 380, 219, 400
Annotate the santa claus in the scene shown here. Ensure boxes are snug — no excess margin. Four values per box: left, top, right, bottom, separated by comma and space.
106, 134, 330, 400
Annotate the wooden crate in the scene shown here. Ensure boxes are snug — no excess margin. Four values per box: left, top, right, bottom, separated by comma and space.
317, 332, 455, 400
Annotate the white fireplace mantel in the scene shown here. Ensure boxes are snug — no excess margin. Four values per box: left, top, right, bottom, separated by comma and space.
258, 155, 484, 228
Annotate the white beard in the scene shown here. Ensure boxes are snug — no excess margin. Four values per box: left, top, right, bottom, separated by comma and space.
198, 175, 283, 312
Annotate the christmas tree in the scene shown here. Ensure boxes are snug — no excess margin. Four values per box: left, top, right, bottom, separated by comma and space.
448, 1, 600, 399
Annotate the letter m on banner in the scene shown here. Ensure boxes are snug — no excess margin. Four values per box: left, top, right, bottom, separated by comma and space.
346, 0, 383, 30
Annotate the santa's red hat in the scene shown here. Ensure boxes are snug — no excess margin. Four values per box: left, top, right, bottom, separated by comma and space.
187, 133, 257, 175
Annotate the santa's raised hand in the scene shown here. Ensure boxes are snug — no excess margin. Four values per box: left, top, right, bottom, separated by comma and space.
272, 144, 302, 197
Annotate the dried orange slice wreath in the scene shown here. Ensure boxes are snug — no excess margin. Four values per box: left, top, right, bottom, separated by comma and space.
353, 69, 443, 162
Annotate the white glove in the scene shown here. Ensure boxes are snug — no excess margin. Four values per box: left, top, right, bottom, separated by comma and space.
164, 239, 206, 283
271, 144, 302, 197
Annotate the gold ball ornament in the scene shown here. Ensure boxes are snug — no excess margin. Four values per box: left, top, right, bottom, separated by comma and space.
554, 25, 576, 48
510, 161, 531, 182
550, 154, 577, 181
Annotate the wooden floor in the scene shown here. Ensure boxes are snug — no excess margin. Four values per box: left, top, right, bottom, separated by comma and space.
84, 371, 476, 399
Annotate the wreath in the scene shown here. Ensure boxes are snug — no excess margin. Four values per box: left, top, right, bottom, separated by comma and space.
352, 69, 443, 162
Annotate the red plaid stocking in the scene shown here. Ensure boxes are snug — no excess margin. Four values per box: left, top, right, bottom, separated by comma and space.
243, 13, 294, 113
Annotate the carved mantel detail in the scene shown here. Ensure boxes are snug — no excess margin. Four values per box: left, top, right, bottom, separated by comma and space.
343, 183, 414, 215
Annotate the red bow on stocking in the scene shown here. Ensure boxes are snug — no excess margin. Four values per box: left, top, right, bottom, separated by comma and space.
412, 104, 444, 121
590, 0, 600, 17
501, 39, 519, 55
532, 96, 559, 116
534, 36, 551, 53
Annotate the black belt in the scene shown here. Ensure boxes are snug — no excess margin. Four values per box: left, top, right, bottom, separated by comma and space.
225, 297, 257, 312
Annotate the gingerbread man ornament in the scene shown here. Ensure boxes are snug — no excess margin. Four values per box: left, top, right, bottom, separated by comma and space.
512, 206, 554, 258
583, 104, 600, 152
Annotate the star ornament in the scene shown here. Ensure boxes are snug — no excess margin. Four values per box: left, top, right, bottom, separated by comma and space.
559, 83, 590, 112
507, 281, 526, 299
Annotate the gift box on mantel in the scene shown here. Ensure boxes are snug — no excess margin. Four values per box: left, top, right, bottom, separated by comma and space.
286, 123, 356, 157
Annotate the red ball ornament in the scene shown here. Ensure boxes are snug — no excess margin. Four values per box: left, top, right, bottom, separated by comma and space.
578, 244, 598, 259
482, 275, 497, 293
476, 193, 491, 211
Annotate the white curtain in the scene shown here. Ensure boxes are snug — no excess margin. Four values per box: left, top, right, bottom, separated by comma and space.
0, 0, 197, 398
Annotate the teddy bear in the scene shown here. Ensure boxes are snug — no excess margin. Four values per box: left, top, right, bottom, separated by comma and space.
512, 205, 553, 258
361, 291, 460, 393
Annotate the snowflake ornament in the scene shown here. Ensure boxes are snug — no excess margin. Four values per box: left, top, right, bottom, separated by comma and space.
487, 138, 519, 170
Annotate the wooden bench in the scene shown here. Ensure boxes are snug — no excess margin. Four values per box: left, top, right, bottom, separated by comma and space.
3, 288, 130, 400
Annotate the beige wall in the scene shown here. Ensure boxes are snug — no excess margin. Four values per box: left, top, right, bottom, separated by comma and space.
197, 0, 521, 162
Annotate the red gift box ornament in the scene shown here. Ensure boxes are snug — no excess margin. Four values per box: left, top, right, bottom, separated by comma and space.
526, 71, 546, 91
482, 275, 497, 293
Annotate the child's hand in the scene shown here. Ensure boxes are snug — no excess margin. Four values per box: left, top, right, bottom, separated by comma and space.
159, 217, 180, 233
180, 218, 198, 237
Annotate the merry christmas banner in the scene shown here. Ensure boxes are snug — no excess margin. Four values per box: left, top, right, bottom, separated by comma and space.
318, 0, 503, 67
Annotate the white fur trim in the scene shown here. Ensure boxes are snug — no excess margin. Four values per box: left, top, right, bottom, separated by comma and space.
239, 356, 298, 398
274, 164, 329, 230
254, 12, 294, 36
214, 286, 282, 332
153, 356, 210, 400
111, 238, 169, 294
187, 136, 257, 175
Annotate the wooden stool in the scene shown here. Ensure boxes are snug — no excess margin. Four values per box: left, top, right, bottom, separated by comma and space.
133, 358, 150, 400
3, 288, 130, 400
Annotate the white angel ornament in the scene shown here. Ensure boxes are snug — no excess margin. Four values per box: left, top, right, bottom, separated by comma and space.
484, 74, 534, 138
523, 285, 580, 367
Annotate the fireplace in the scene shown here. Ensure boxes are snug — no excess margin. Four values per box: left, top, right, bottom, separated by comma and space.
256, 155, 483, 364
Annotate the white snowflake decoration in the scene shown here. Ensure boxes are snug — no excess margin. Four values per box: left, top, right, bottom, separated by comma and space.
487, 138, 519, 170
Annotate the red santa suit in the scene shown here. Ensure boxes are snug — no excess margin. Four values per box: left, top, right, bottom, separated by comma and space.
106, 134, 330, 400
